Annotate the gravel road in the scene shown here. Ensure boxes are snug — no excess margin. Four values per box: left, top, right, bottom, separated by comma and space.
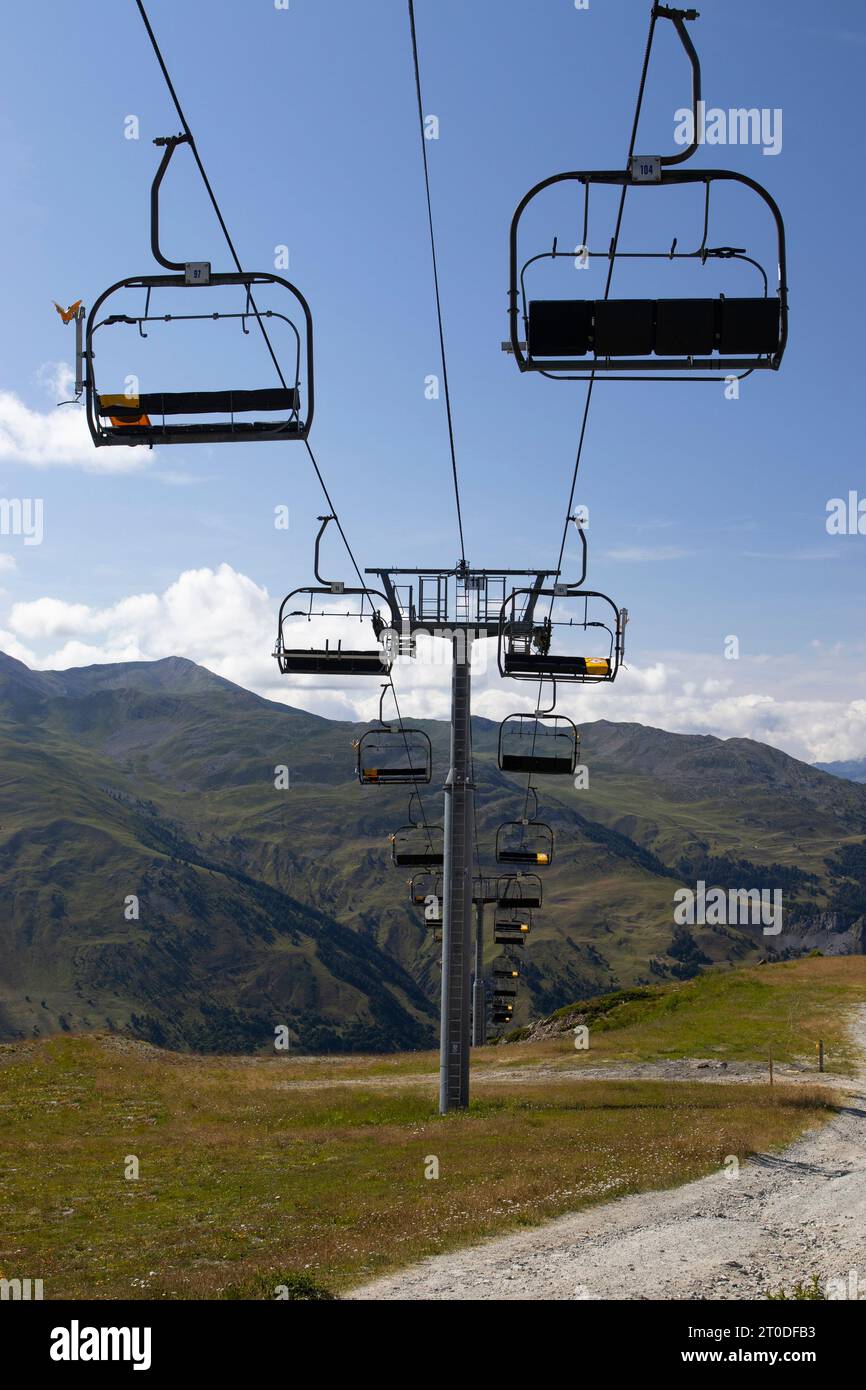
348, 1010, 866, 1301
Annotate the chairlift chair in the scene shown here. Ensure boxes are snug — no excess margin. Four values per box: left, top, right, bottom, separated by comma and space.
506, 7, 787, 381
493, 959, 521, 985
71, 136, 314, 446
498, 712, 579, 776
492, 1005, 515, 1024
497, 874, 543, 911
356, 686, 432, 785
276, 517, 398, 677
472, 876, 499, 906
408, 872, 443, 926
496, 792, 554, 867
499, 587, 626, 685
392, 827, 444, 867
391, 797, 444, 867
494, 908, 533, 947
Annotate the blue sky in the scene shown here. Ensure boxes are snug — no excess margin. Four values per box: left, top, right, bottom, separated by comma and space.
0, 0, 864, 761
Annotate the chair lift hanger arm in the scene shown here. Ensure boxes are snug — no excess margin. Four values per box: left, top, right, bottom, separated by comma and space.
151, 134, 194, 273
653, 5, 702, 167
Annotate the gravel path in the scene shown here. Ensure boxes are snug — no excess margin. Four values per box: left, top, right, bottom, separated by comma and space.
277, 1057, 835, 1093
348, 1010, 866, 1301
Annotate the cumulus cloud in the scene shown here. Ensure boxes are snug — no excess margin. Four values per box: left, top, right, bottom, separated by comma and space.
35, 360, 76, 401
5, 563, 866, 764
0, 379, 145, 473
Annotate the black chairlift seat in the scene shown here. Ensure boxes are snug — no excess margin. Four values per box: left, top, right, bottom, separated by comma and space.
526, 296, 782, 365
498, 713, 579, 775
497, 847, 551, 867
503, 654, 611, 679
360, 764, 430, 784
508, 166, 788, 379
277, 642, 391, 677
94, 386, 303, 445
492, 1007, 514, 1023
493, 961, 520, 982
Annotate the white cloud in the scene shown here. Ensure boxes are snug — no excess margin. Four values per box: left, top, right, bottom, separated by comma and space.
35, 360, 76, 401
0, 555, 17, 573
4, 564, 866, 764
0, 387, 145, 473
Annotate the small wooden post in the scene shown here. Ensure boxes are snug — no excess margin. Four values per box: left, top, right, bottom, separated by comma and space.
817, 1040, 825, 1073
768, 1051, 774, 1087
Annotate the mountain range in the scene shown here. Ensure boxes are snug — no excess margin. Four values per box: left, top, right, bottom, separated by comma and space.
816, 758, 866, 784
2, 651, 865, 1051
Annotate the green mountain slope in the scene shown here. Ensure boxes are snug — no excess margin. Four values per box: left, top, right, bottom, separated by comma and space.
1, 652, 864, 1048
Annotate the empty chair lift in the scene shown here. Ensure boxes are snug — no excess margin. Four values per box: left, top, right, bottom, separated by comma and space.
497, 873, 543, 911
506, 7, 787, 381
391, 824, 444, 868
498, 713, 579, 776
276, 517, 397, 677
496, 808, 554, 868
494, 909, 532, 947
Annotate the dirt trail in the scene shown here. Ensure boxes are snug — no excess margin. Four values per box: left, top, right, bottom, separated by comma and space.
277, 1056, 833, 1093
348, 1010, 866, 1301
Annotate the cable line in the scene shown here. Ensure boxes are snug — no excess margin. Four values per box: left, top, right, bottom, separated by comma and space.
134, 0, 434, 838
135, 0, 288, 394
407, 0, 467, 568
520, 8, 661, 819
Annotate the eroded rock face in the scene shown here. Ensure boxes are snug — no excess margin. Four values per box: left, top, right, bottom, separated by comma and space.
769, 912, 866, 957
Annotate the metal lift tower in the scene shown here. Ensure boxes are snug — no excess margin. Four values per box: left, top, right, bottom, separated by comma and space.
367, 562, 556, 1113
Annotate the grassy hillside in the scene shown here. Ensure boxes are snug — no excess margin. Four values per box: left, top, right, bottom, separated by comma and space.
501, 956, 866, 1072
1, 958, 859, 1299
2, 652, 865, 1048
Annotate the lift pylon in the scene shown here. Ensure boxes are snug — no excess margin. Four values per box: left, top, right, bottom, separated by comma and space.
364, 560, 558, 1112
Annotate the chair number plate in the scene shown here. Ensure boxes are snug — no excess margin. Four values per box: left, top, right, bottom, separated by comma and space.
631, 156, 661, 183
185, 262, 211, 285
